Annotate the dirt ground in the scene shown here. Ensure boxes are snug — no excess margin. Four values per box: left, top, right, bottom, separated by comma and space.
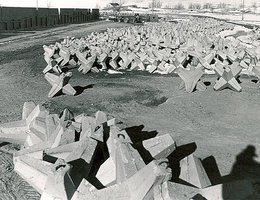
0, 20, 260, 199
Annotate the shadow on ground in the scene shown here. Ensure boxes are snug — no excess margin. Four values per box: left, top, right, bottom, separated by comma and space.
190, 145, 260, 199
74, 84, 95, 96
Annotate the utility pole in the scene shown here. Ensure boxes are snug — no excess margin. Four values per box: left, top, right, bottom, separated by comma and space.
152, 0, 155, 13
242, 0, 244, 20
36, 0, 38, 27
0, 4, 2, 25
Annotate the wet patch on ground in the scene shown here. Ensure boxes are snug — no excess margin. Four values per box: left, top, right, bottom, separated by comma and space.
115, 89, 168, 107
228, 30, 249, 38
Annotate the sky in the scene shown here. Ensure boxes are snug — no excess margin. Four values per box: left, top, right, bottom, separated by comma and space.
0, 0, 258, 9
125, 0, 259, 8
0, 0, 108, 8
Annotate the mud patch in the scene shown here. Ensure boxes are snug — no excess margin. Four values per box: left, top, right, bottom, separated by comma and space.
229, 30, 248, 38
141, 96, 168, 107
98, 82, 136, 88
42, 100, 93, 115
116, 89, 168, 107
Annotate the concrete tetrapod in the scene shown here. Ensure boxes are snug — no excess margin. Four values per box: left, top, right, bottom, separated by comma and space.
44, 72, 76, 98
176, 66, 206, 93
214, 62, 242, 92
179, 153, 211, 189
0, 102, 49, 146
72, 159, 172, 200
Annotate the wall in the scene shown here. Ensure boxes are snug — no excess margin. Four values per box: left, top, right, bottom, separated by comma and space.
0, 7, 99, 31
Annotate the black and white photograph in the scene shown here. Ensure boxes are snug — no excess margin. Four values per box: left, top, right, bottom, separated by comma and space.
0, 0, 260, 199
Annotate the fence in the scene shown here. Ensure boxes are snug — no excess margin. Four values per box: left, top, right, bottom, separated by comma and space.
0, 7, 99, 31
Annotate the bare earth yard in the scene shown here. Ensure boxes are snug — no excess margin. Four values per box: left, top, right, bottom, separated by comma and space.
0, 20, 259, 199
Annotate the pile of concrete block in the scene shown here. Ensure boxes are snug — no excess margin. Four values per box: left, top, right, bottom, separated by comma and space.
1, 101, 249, 200
41, 17, 260, 95
41, 17, 234, 76
43, 44, 77, 98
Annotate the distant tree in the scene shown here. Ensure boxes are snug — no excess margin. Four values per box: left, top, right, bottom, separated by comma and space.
195, 4, 201, 10
149, 0, 162, 9
156, 1, 162, 8
174, 3, 185, 10
109, 2, 125, 16
188, 3, 201, 10
121, 0, 126, 6
164, 4, 172, 9
203, 3, 212, 9
110, 0, 125, 6
217, 2, 227, 9
252, 2, 257, 13
203, 3, 214, 12
188, 3, 194, 10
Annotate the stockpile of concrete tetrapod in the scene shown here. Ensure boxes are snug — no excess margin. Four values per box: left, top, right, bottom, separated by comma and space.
42, 17, 260, 97
1, 16, 259, 200
0, 102, 255, 199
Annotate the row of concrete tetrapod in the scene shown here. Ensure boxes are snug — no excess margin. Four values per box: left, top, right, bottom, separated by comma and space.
42, 17, 260, 97
0, 101, 254, 199
41, 17, 235, 76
